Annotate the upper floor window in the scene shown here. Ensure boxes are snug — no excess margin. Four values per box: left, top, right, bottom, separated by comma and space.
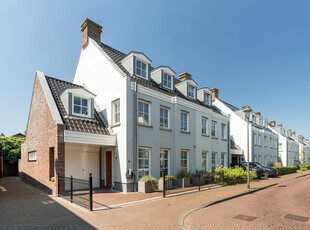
188, 85, 195, 98
221, 124, 226, 139
28, 151, 36, 162
264, 136, 267, 147
254, 133, 257, 145
252, 115, 256, 124
258, 134, 261, 146
163, 73, 172, 89
160, 107, 169, 129
112, 99, 120, 124
259, 118, 263, 126
211, 121, 217, 138
204, 93, 211, 105
181, 111, 189, 132
136, 60, 147, 79
73, 96, 89, 117
138, 100, 150, 125
202, 117, 208, 135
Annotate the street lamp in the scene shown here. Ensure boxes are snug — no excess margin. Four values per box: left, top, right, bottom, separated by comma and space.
242, 106, 252, 190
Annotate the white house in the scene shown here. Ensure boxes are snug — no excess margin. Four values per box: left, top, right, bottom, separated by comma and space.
291, 133, 310, 165
73, 18, 230, 192
269, 122, 299, 166
212, 90, 278, 166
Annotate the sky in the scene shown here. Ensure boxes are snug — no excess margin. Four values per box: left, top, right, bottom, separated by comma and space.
0, 0, 309, 138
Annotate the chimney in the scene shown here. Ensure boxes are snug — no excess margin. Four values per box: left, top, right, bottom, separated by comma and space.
277, 124, 282, 127
270, 121, 276, 127
211, 88, 219, 102
179, 72, 192, 81
81, 18, 102, 49
292, 132, 296, 136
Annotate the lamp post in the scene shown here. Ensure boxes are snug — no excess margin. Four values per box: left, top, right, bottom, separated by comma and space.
0, 133, 5, 178
242, 106, 252, 190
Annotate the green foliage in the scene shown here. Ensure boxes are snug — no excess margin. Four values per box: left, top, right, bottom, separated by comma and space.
302, 167, 307, 171
0, 137, 25, 164
140, 175, 158, 188
214, 166, 256, 186
176, 168, 191, 178
270, 162, 281, 168
305, 164, 310, 170
159, 175, 176, 181
274, 166, 297, 175
51, 177, 55, 182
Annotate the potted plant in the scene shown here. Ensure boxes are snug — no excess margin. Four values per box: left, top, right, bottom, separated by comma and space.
138, 175, 158, 193
177, 168, 191, 188
192, 170, 205, 186
158, 175, 175, 191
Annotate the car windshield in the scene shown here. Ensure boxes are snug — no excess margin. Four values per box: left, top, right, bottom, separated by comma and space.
255, 163, 267, 168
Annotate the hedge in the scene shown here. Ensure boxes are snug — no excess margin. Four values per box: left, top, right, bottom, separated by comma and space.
305, 164, 310, 170
215, 166, 256, 186
274, 166, 297, 175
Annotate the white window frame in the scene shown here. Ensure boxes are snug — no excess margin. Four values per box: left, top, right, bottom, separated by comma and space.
258, 134, 261, 146
135, 59, 147, 79
112, 99, 120, 125
72, 95, 91, 118
138, 147, 151, 179
254, 133, 257, 146
181, 111, 189, 132
160, 149, 169, 177
211, 121, 217, 138
188, 85, 195, 99
211, 152, 217, 172
138, 100, 151, 125
160, 106, 170, 129
163, 73, 172, 89
221, 123, 226, 139
264, 136, 267, 147
202, 117, 208, 135
181, 150, 189, 170
28, 151, 36, 162
221, 152, 226, 166
204, 93, 211, 105
202, 151, 208, 170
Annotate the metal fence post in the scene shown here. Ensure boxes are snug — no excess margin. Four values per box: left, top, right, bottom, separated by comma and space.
163, 171, 166, 198
89, 173, 93, 211
198, 172, 201, 191
70, 175, 73, 203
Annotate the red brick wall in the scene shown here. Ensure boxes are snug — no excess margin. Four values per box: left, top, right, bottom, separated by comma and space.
21, 75, 65, 195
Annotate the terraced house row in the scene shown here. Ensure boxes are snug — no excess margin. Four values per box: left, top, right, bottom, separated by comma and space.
21, 19, 310, 194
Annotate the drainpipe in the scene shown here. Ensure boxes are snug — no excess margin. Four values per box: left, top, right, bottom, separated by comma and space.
132, 80, 138, 192
227, 115, 230, 167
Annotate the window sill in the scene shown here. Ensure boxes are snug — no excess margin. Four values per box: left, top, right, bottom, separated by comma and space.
28, 160, 36, 162
201, 134, 209, 137
221, 138, 227, 141
110, 123, 121, 128
180, 130, 190, 134
212, 137, 218, 140
159, 127, 172, 132
138, 123, 153, 128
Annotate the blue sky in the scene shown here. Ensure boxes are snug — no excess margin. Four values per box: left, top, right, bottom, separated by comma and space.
0, 0, 309, 138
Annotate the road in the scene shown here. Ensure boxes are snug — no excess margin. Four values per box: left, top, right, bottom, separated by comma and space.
185, 175, 310, 230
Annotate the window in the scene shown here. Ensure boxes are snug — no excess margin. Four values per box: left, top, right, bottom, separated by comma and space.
138, 148, 150, 178
221, 153, 225, 166
160, 107, 169, 129
181, 150, 188, 169
49, 147, 54, 180
252, 115, 256, 124
28, 151, 36, 161
221, 124, 226, 139
264, 136, 267, 147
202, 151, 208, 169
188, 85, 195, 98
138, 100, 150, 125
112, 99, 120, 124
211, 152, 217, 171
135, 60, 147, 79
258, 134, 261, 146
73, 96, 89, 116
254, 133, 257, 145
181, 111, 189, 131
259, 118, 263, 126
163, 73, 172, 89
211, 121, 217, 138
270, 137, 272, 148
160, 149, 169, 177
202, 117, 208, 135
204, 93, 211, 105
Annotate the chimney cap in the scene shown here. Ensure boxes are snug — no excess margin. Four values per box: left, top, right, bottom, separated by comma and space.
241, 105, 252, 113
210, 88, 219, 93
255, 112, 261, 116
81, 18, 102, 31
277, 124, 282, 127
179, 72, 192, 81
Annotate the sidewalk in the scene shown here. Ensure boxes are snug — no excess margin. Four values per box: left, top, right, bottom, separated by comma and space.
52, 170, 310, 230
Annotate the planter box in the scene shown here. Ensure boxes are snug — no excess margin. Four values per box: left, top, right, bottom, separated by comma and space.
177, 178, 190, 188
192, 176, 204, 186
138, 181, 153, 193
158, 180, 172, 191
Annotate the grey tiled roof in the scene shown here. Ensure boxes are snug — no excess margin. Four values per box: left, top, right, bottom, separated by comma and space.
220, 99, 240, 111
45, 76, 109, 135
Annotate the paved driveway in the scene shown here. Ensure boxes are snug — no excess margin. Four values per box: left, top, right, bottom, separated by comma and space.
185, 175, 310, 229
0, 177, 95, 230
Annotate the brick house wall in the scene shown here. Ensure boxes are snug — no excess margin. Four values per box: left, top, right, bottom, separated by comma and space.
21, 75, 65, 195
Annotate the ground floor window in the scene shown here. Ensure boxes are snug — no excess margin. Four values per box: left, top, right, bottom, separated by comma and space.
160, 149, 169, 177
211, 152, 217, 172
181, 150, 188, 169
138, 148, 150, 178
202, 151, 208, 170
221, 153, 225, 166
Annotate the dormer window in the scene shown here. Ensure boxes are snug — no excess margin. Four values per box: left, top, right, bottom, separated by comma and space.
188, 85, 195, 99
163, 73, 172, 89
73, 96, 90, 116
204, 93, 211, 105
252, 114, 256, 124
135, 59, 147, 79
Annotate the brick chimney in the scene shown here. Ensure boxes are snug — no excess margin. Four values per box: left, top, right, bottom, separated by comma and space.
277, 124, 282, 127
179, 72, 192, 81
81, 18, 102, 49
255, 112, 261, 116
270, 121, 276, 127
292, 131, 296, 136
211, 88, 219, 102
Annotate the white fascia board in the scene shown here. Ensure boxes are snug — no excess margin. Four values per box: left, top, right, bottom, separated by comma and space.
231, 149, 243, 155
197, 87, 212, 94
60, 87, 96, 98
151, 66, 176, 76
89, 38, 126, 77
138, 84, 228, 121
121, 52, 152, 64
64, 130, 116, 146
37, 71, 63, 125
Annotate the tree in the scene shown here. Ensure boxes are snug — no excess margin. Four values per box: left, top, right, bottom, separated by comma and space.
0, 137, 25, 164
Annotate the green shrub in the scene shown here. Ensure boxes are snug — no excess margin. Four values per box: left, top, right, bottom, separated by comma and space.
214, 166, 256, 186
274, 166, 297, 175
305, 164, 310, 170
177, 168, 191, 178
159, 175, 176, 181
50, 177, 55, 182
270, 162, 281, 168
140, 175, 158, 188
302, 167, 307, 171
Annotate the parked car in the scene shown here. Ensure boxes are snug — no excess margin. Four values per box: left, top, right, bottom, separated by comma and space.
230, 163, 266, 179
248, 162, 279, 177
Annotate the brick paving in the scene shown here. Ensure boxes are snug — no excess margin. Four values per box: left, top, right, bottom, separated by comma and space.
185, 174, 310, 230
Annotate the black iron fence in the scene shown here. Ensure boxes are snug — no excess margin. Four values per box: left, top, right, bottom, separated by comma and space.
162, 171, 215, 197
58, 173, 93, 211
